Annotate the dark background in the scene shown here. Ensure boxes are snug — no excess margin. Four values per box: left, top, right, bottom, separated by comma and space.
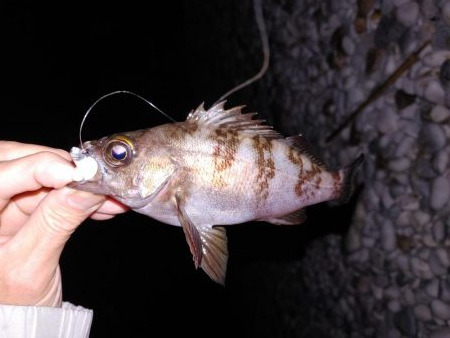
0, 1, 350, 337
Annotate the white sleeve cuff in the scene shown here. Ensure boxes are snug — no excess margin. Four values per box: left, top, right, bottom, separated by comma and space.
0, 302, 93, 338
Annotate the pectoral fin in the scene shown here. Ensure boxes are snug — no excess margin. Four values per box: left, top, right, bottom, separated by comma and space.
199, 226, 228, 285
175, 195, 228, 285
175, 195, 203, 269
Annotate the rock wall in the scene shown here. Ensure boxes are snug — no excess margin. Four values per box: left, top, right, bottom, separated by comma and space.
260, 0, 450, 337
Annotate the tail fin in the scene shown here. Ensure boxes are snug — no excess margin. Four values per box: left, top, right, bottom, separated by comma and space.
337, 154, 364, 204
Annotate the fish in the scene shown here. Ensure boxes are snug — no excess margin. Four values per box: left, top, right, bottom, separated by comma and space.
70, 101, 364, 285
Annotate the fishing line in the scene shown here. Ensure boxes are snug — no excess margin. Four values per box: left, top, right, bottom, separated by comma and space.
214, 0, 269, 104
79, 90, 175, 148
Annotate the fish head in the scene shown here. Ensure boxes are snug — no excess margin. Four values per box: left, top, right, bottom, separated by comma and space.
70, 131, 154, 207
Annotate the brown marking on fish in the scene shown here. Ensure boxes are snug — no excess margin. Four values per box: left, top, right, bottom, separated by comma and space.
183, 121, 199, 135
287, 147, 308, 197
252, 135, 275, 201
211, 129, 240, 172
315, 175, 322, 187
331, 171, 343, 199
287, 147, 301, 166
294, 163, 323, 198
164, 122, 199, 143
165, 124, 187, 142
208, 129, 241, 189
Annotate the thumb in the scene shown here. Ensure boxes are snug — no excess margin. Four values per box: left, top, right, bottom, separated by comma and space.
17, 187, 105, 264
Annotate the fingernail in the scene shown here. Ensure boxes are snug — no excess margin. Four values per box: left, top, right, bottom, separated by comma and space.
46, 162, 75, 183
67, 189, 105, 210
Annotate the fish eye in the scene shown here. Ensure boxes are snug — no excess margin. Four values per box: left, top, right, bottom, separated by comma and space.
111, 144, 127, 161
104, 137, 134, 166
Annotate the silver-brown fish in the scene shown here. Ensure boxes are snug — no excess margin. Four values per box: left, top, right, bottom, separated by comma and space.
70, 102, 363, 284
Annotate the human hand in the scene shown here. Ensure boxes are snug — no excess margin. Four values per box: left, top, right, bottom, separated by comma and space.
0, 141, 128, 307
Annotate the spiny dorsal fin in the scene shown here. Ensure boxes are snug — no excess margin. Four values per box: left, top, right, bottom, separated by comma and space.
259, 209, 307, 225
283, 134, 326, 167
186, 101, 282, 139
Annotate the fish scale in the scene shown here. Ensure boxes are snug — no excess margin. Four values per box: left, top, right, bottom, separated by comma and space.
70, 101, 363, 284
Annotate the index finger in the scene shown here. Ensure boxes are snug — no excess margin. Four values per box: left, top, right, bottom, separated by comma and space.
0, 152, 75, 211
0, 141, 71, 161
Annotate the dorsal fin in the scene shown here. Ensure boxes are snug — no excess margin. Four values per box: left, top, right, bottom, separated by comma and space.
186, 101, 282, 139
283, 134, 326, 167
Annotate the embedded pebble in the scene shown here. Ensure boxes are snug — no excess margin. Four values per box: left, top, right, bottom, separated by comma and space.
434, 247, 450, 267
423, 50, 450, 68
381, 221, 396, 251
388, 300, 401, 312
430, 105, 450, 123
401, 287, 416, 306
443, 1, 450, 26
410, 257, 434, 279
400, 119, 419, 138
413, 304, 432, 321
397, 194, 420, 210
433, 150, 449, 173
385, 286, 400, 299
377, 109, 399, 134
342, 36, 355, 55
388, 158, 410, 172
381, 187, 395, 209
389, 184, 406, 198
393, 0, 409, 7
432, 221, 445, 242
395, 2, 419, 27
424, 80, 446, 104
423, 123, 447, 151
431, 328, 450, 338
431, 300, 450, 320
425, 280, 439, 298
430, 176, 450, 210
412, 210, 430, 227
429, 254, 447, 276
387, 329, 401, 338
384, 54, 398, 76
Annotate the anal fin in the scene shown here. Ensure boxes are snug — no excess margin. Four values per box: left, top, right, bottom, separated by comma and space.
260, 209, 306, 225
